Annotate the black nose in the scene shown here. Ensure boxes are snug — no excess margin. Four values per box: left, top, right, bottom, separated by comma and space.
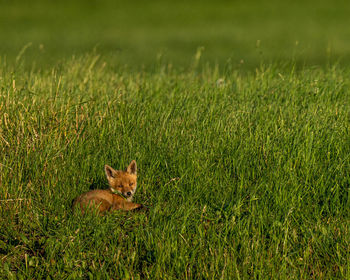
127, 192, 132, 196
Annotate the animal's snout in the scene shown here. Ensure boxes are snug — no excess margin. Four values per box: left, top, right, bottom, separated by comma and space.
126, 191, 132, 197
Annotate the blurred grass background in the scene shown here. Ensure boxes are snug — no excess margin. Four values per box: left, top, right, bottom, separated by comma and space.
1, 0, 350, 69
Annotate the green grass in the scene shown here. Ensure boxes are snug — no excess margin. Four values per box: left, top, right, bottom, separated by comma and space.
1, 0, 350, 69
1, 0, 350, 278
0, 56, 349, 279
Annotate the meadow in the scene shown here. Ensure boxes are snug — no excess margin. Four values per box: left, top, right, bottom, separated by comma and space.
0, 0, 350, 279
1, 0, 350, 69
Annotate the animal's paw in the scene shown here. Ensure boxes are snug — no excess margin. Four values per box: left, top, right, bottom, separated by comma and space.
135, 204, 149, 212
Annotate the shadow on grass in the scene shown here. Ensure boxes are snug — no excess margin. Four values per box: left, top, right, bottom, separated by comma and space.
88, 177, 107, 190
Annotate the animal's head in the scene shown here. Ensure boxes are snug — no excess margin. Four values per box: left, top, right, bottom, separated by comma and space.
104, 160, 137, 201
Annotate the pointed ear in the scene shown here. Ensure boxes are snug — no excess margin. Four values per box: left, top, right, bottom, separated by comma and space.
105, 165, 117, 179
126, 160, 137, 175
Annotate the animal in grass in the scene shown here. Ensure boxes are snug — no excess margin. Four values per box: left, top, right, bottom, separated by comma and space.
73, 160, 143, 214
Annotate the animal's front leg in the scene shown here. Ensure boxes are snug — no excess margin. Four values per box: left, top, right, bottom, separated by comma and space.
111, 201, 144, 211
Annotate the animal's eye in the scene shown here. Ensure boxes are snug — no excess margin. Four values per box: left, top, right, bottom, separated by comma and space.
119, 185, 123, 189
129, 182, 134, 186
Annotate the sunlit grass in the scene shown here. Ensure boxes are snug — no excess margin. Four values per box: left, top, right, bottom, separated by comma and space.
0, 55, 349, 279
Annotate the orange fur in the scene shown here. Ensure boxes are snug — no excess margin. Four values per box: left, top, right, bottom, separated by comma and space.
73, 160, 143, 214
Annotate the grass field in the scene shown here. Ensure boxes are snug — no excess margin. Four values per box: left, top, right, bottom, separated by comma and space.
1, 0, 350, 279
1, 0, 350, 69
1, 58, 349, 279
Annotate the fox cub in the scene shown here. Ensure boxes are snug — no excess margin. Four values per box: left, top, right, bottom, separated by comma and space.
73, 160, 143, 214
